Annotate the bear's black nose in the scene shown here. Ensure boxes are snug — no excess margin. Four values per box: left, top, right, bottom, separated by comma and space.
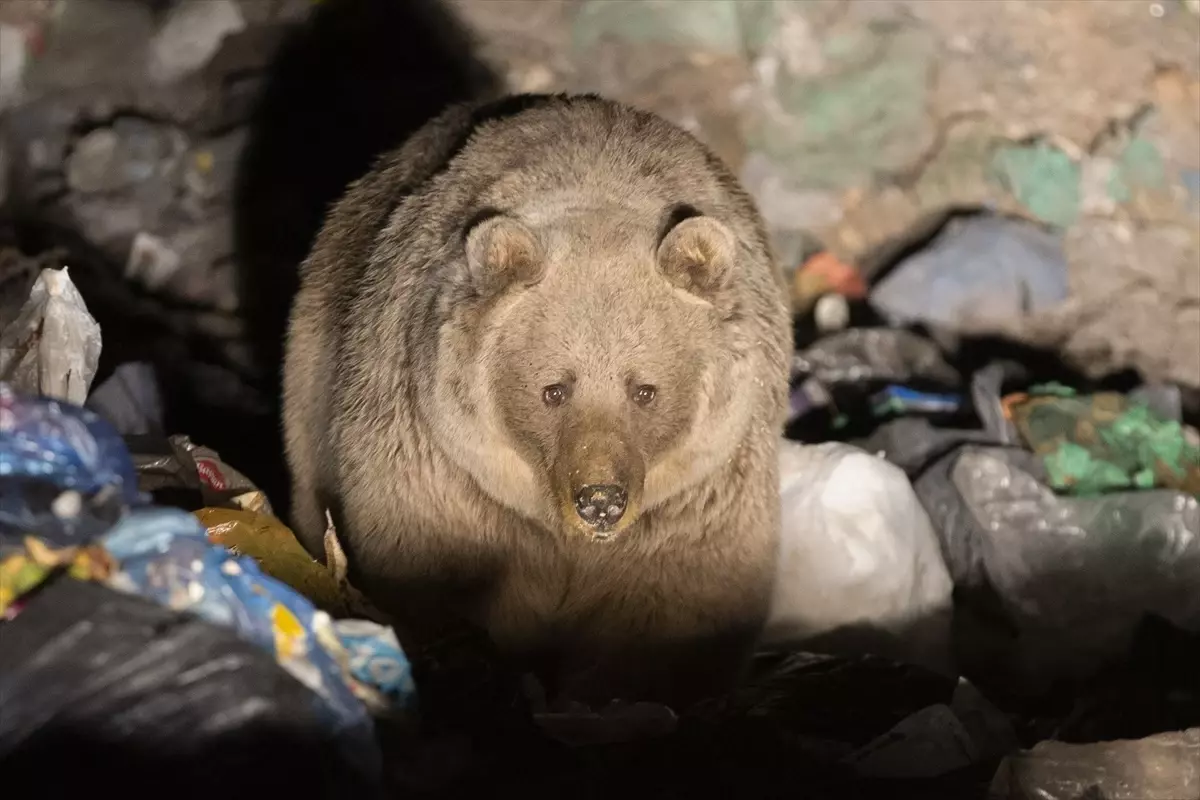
574, 484, 627, 527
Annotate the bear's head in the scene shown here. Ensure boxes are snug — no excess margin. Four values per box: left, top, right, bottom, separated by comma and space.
427, 197, 763, 541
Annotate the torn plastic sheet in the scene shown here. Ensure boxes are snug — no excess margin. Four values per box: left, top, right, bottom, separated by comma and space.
0, 267, 101, 404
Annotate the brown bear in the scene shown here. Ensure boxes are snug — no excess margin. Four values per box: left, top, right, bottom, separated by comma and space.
282, 93, 792, 708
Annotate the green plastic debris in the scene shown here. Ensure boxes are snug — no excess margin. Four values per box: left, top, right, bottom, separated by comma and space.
1044, 442, 1135, 496
1010, 390, 1200, 498
1105, 404, 1197, 482
571, 0, 744, 55
1107, 136, 1167, 204
1133, 467, 1156, 490
990, 142, 1082, 229
743, 18, 935, 190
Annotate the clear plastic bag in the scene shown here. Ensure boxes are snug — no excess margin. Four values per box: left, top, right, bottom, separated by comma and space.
0, 268, 102, 404
942, 445, 1200, 681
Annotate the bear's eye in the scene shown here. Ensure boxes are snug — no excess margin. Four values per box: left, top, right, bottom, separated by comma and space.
633, 384, 657, 406
542, 383, 571, 407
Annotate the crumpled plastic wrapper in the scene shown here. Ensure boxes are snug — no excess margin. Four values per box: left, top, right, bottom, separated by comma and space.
129, 433, 275, 516
334, 618, 417, 718
197, 507, 409, 715
0, 382, 143, 518
989, 728, 1200, 800
792, 328, 961, 388
197, 505, 388, 623
0, 268, 101, 405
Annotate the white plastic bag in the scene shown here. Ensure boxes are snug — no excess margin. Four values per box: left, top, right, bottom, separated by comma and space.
0, 267, 102, 404
763, 441, 955, 675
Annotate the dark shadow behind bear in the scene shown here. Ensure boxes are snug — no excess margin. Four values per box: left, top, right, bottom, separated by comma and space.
232, 0, 501, 520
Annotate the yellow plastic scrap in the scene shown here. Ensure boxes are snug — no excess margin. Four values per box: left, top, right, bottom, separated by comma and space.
195, 507, 347, 614
193, 151, 214, 174
270, 601, 308, 661
0, 537, 116, 615
0, 551, 51, 615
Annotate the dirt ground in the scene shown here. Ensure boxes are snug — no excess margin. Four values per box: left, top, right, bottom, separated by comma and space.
2, 0, 1196, 395
449, 0, 1200, 388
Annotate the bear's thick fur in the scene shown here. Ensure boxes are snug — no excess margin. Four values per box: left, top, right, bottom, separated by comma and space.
283, 94, 792, 707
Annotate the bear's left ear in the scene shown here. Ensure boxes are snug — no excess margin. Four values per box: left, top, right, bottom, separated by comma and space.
465, 215, 546, 295
656, 216, 735, 303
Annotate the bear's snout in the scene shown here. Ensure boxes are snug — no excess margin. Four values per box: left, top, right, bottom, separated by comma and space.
574, 484, 628, 532
552, 414, 644, 539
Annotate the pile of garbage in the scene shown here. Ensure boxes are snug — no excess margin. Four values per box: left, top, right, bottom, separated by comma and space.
764, 226, 1200, 798
0, 267, 413, 799
2, 217, 1199, 800
783, 246, 1200, 692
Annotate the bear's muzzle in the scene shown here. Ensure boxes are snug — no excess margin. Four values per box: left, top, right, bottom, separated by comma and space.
554, 414, 644, 540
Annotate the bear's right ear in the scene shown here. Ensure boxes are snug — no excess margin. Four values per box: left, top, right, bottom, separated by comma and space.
464, 215, 546, 295
656, 216, 735, 304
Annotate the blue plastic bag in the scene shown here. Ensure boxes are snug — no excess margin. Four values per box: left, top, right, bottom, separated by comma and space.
0, 383, 143, 507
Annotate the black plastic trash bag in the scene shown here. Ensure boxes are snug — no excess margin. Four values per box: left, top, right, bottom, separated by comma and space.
916, 443, 1200, 686
0, 578, 385, 800
869, 364, 1200, 688
788, 328, 966, 441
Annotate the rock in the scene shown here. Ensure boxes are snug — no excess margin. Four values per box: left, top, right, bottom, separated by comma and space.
1078, 155, 1120, 216
1184, 168, 1200, 206
988, 729, 1200, 800
147, 0, 247, 86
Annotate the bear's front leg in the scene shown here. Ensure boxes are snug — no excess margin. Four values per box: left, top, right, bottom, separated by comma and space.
552, 546, 774, 712
553, 616, 763, 711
